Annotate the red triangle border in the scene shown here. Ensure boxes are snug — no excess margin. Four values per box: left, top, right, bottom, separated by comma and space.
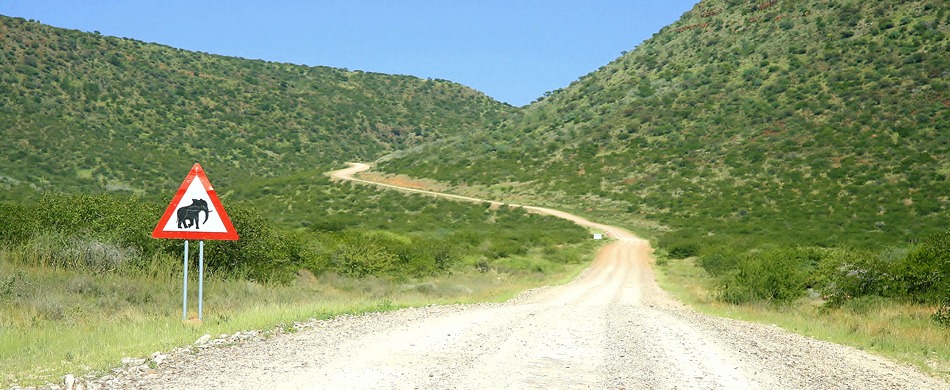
151, 163, 239, 240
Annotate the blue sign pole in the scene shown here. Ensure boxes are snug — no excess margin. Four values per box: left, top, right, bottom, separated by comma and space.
198, 240, 204, 320
182, 240, 189, 320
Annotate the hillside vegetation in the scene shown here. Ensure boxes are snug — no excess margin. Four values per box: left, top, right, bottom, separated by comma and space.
0, 15, 513, 199
0, 15, 589, 386
0, 184, 594, 387
381, 0, 948, 248
2, 0, 947, 314
379, 0, 949, 309
0, 12, 590, 299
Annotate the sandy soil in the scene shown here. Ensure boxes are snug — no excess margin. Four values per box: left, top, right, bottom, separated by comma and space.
81, 163, 946, 389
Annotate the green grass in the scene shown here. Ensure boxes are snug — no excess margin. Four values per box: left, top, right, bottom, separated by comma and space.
654, 255, 950, 380
0, 241, 596, 388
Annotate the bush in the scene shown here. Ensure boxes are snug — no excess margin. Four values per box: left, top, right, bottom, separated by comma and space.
32, 193, 174, 258
669, 243, 700, 259
330, 235, 397, 278
205, 204, 303, 283
0, 184, 587, 284
698, 249, 740, 276
719, 247, 812, 304
660, 234, 701, 259
0, 202, 37, 245
892, 230, 950, 304
57, 237, 140, 273
934, 302, 950, 327
392, 238, 460, 277
813, 248, 891, 306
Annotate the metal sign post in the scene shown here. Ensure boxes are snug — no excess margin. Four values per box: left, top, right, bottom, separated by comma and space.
180, 240, 207, 320
152, 163, 239, 323
198, 240, 205, 320
182, 240, 189, 320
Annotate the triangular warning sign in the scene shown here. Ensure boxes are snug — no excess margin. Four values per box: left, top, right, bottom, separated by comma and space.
152, 163, 239, 240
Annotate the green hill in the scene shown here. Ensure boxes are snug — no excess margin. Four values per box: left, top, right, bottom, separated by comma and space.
0, 15, 513, 199
380, 0, 949, 248
2, 1, 948, 250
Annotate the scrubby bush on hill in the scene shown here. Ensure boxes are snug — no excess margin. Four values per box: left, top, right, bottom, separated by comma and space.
0, 190, 588, 283
380, 0, 949, 251
0, 14, 512, 200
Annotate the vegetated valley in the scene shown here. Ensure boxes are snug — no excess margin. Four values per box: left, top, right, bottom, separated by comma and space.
382, 0, 949, 309
0, 0, 948, 386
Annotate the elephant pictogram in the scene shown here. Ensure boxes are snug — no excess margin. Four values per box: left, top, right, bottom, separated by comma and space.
177, 199, 212, 229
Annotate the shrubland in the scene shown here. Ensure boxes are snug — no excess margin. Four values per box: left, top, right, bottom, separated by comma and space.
0, 14, 585, 387
0, 187, 594, 387
377, 0, 949, 317
0, 14, 513, 200
0, 186, 589, 284
659, 232, 950, 311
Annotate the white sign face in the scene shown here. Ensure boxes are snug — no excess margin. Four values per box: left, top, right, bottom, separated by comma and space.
152, 163, 238, 240
160, 176, 229, 233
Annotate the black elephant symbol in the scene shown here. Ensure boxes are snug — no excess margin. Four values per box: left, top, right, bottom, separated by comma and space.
177, 199, 212, 229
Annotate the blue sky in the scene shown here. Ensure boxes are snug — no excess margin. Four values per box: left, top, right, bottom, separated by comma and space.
0, 1, 697, 106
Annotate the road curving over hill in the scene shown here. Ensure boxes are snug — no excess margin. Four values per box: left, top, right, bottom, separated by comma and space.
98, 163, 946, 389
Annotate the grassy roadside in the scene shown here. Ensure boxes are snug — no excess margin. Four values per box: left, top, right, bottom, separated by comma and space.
653, 254, 950, 381
0, 242, 597, 388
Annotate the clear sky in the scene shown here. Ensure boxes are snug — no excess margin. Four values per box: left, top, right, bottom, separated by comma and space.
0, 1, 697, 107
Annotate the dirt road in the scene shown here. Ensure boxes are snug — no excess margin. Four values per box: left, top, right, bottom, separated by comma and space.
99, 163, 945, 389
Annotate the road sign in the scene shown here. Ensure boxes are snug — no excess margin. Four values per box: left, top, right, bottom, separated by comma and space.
152, 163, 239, 240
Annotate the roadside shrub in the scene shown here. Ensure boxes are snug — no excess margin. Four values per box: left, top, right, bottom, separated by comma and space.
392, 238, 460, 277
0, 202, 37, 245
813, 248, 894, 306
933, 302, 950, 327
660, 234, 701, 259
0, 183, 589, 285
479, 233, 527, 259
57, 237, 140, 273
493, 255, 558, 274
205, 204, 303, 283
698, 247, 740, 276
330, 235, 397, 278
669, 243, 700, 259
28, 193, 176, 259
719, 247, 812, 304
892, 229, 950, 304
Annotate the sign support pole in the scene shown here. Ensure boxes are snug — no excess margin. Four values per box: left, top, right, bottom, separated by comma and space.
153, 164, 238, 323
198, 240, 204, 320
182, 240, 189, 320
